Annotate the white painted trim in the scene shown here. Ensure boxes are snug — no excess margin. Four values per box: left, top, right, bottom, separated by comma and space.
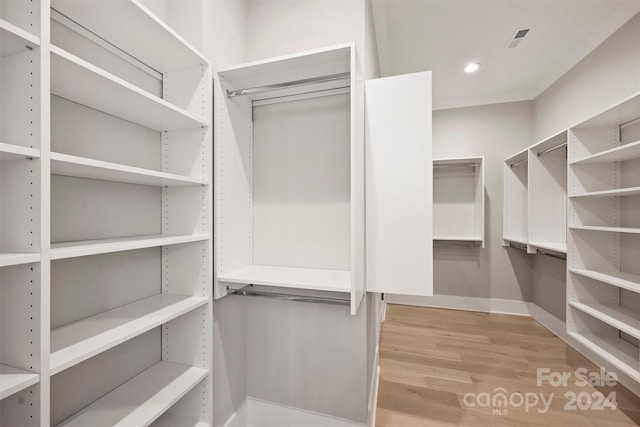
221, 397, 249, 427
385, 294, 532, 316
367, 365, 380, 427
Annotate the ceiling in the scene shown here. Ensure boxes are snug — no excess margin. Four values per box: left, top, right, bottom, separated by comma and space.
372, 0, 640, 110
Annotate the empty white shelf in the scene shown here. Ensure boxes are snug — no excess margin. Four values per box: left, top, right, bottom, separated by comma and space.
0, 253, 40, 268
433, 236, 483, 242
51, 152, 208, 187
51, 0, 206, 72
568, 331, 640, 382
571, 139, 640, 164
0, 18, 40, 56
570, 268, 640, 294
528, 242, 567, 254
151, 413, 210, 427
50, 46, 208, 132
570, 225, 640, 234
569, 301, 640, 340
50, 234, 209, 260
219, 265, 351, 293
571, 186, 640, 198
0, 143, 40, 161
50, 294, 208, 375
0, 364, 39, 400
56, 361, 208, 427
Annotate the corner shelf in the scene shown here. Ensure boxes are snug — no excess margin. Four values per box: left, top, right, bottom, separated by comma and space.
0, 143, 40, 161
0, 253, 40, 268
570, 268, 640, 294
569, 301, 640, 340
51, 152, 208, 187
50, 46, 208, 131
50, 0, 207, 72
0, 18, 40, 56
56, 361, 208, 427
50, 293, 208, 375
570, 139, 640, 165
218, 265, 351, 293
50, 234, 209, 260
0, 364, 39, 400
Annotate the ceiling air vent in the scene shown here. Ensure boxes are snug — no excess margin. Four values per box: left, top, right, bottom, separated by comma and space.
507, 28, 530, 49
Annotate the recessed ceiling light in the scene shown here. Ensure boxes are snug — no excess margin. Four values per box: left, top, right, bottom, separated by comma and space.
464, 62, 480, 73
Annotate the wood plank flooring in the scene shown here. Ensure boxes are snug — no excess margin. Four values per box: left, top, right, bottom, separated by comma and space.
376, 304, 640, 427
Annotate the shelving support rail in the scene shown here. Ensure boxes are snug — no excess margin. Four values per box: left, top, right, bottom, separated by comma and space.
226, 72, 350, 98
228, 285, 350, 306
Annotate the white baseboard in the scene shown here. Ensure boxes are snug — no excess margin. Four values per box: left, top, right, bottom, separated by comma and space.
221, 398, 366, 427
385, 294, 532, 316
367, 349, 380, 427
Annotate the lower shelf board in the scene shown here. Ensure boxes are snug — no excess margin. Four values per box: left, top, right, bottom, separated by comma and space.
569, 301, 640, 340
150, 413, 210, 427
503, 236, 528, 247
0, 364, 39, 400
568, 331, 640, 382
56, 361, 208, 427
50, 294, 208, 375
218, 265, 351, 293
0, 252, 40, 268
528, 241, 567, 254
570, 268, 640, 294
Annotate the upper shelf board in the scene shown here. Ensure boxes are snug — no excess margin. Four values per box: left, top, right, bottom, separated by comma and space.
0, 143, 40, 161
433, 156, 483, 167
219, 43, 353, 100
50, 0, 208, 71
0, 19, 40, 56
530, 130, 567, 155
50, 46, 208, 131
574, 91, 640, 129
0, 364, 39, 400
505, 148, 528, 166
570, 139, 640, 165
218, 265, 351, 293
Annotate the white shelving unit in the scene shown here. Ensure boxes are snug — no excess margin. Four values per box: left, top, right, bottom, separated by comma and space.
2, 1, 213, 425
433, 157, 484, 247
503, 149, 529, 249
216, 44, 366, 314
567, 91, 640, 391
1, 2, 43, 425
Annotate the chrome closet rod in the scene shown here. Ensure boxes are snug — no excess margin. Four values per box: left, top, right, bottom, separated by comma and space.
537, 142, 567, 157
536, 250, 566, 261
228, 286, 350, 306
508, 242, 528, 251
620, 116, 640, 129
510, 158, 528, 168
226, 72, 351, 98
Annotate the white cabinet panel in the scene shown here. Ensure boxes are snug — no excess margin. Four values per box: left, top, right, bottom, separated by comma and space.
365, 72, 433, 296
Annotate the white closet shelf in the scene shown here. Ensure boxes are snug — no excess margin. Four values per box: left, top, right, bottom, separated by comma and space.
503, 236, 528, 246
56, 361, 208, 427
569, 301, 640, 340
0, 18, 40, 56
0, 143, 40, 161
528, 242, 567, 254
51, 152, 208, 187
505, 148, 528, 165
50, 46, 208, 132
50, 293, 208, 375
433, 156, 482, 166
0, 253, 40, 267
0, 364, 39, 400
219, 265, 351, 293
51, 0, 207, 72
151, 413, 210, 427
571, 139, 640, 165
50, 234, 209, 260
570, 225, 640, 234
568, 331, 640, 382
570, 268, 640, 294
433, 236, 483, 242
571, 186, 640, 198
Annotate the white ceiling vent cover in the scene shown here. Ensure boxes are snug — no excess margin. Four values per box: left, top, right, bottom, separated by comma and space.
507, 28, 531, 48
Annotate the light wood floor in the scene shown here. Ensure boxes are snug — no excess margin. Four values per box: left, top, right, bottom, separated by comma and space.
376, 304, 640, 427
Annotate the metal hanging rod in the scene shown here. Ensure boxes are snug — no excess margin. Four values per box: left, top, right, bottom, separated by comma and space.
226, 72, 351, 98
620, 116, 640, 129
228, 286, 350, 306
537, 142, 567, 157
508, 242, 528, 251
433, 163, 479, 169
510, 158, 528, 168
536, 249, 566, 261
434, 239, 482, 246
